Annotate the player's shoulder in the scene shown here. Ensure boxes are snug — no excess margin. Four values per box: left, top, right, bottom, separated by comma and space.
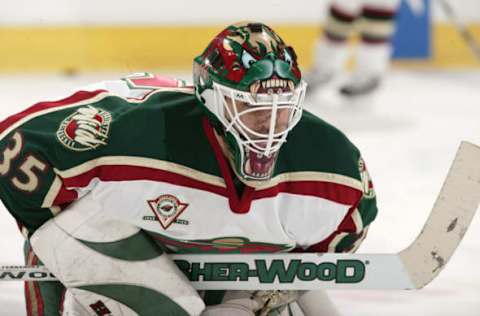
77, 72, 199, 124
297, 110, 359, 154
0, 72, 197, 136
0, 73, 203, 170
277, 110, 362, 180
81, 72, 193, 100
0, 72, 195, 129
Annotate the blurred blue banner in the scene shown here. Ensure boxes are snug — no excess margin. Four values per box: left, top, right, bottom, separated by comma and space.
392, 0, 431, 59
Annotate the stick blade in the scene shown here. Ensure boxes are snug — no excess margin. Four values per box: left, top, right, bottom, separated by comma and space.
400, 141, 480, 288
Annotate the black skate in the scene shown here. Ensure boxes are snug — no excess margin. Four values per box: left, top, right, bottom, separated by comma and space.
303, 69, 334, 92
339, 77, 381, 97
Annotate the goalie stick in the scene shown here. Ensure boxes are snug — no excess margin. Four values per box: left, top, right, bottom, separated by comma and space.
1, 141, 479, 290
437, 0, 480, 63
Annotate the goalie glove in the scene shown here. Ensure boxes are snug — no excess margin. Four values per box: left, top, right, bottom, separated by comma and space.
201, 291, 299, 316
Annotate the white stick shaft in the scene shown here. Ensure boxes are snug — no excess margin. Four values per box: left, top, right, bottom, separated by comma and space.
1, 253, 413, 290
400, 141, 480, 288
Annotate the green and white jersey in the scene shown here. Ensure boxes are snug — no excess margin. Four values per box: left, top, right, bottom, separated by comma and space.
0, 73, 377, 254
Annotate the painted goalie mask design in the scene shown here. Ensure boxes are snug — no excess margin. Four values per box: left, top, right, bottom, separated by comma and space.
194, 22, 307, 181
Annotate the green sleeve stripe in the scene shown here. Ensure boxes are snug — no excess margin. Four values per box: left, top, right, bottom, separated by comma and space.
78, 230, 164, 261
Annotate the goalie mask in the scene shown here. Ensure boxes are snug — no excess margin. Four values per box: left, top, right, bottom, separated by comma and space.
194, 22, 306, 181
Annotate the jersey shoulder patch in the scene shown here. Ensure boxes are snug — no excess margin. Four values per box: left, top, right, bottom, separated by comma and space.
123, 72, 189, 90
80, 72, 193, 101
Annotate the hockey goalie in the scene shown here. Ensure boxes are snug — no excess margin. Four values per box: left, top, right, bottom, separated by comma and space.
0, 22, 378, 315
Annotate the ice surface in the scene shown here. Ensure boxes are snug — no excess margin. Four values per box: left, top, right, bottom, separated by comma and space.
0, 70, 479, 316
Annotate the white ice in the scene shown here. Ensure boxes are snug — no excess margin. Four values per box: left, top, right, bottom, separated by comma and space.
0, 69, 479, 316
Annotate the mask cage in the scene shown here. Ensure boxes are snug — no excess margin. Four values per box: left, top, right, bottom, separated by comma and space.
212, 80, 306, 157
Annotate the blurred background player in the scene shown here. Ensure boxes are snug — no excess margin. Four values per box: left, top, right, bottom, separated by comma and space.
305, 0, 400, 97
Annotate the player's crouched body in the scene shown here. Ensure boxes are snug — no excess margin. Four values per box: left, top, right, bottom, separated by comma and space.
1, 22, 377, 315
29, 206, 349, 316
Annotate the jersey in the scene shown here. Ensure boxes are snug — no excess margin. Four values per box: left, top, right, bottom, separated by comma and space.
0, 72, 377, 255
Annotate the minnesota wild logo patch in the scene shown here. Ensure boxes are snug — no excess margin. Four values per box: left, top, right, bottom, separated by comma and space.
56, 105, 111, 151
148, 194, 189, 230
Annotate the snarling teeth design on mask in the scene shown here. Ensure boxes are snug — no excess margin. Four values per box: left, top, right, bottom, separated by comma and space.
243, 147, 278, 179
249, 81, 261, 98
249, 79, 295, 99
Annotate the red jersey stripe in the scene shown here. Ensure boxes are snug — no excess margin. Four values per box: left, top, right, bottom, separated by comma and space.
0, 90, 106, 134
253, 181, 362, 206
58, 163, 361, 207
61, 165, 228, 197
52, 185, 79, 206
31, 256, 45, 316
